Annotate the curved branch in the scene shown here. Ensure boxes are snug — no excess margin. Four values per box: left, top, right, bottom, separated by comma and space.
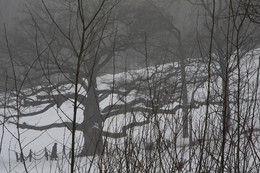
5, 102, 56, 120
8, 121, 82, 131
102, 97, 148, 113
102, 120, 150, 138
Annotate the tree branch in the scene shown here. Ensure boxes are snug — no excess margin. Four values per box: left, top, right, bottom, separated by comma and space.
102, 120, 150, 138
8, 121, 81, 131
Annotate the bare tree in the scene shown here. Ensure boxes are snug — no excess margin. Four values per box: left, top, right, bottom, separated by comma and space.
0, 0, 259, 172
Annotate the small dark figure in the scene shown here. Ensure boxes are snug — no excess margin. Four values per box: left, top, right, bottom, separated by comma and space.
15, 152, 19, 162
50, 143, 58, 160
69, 149, 72, 159
63, 145, 66, 155
44, 147, 49, 161
28, 149, 32, 162
20, 153, 23, 162
62, 145, 66, 159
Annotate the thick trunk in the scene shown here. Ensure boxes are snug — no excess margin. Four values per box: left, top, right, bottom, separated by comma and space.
79, 124, 103, 157
219, 53, 231, 129
215, 25, 231, 129
78, 81, 104, 157
179, 44, 189, 138
181, 59, 189, 138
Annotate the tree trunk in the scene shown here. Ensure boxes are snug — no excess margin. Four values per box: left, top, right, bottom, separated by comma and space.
178, 42, 189, 138
79, 125, 103, 157
219, 53, 231, 129
78, 81, 104, 157
180, 59, 189, 138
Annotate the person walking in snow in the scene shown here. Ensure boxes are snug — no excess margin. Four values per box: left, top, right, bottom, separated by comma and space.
50, 143, 58, 160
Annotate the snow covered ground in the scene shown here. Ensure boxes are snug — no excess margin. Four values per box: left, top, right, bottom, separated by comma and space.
0, 49, 260, 172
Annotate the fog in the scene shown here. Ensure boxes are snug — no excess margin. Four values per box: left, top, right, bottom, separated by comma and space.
0, 0, 260, 172
0, 0, 21, 28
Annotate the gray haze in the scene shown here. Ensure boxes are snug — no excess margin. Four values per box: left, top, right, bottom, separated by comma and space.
0, 0, 259, 172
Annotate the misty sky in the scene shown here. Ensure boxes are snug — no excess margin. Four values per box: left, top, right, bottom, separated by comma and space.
0, 0, 21, 28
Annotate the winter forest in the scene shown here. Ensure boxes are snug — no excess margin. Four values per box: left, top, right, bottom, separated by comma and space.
0, 0, 259, 172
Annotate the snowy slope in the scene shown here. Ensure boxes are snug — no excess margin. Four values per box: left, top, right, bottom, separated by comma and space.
0, 49, 259, 172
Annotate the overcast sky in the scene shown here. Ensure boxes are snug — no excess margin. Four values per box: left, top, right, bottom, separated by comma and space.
0, 0, 21, 28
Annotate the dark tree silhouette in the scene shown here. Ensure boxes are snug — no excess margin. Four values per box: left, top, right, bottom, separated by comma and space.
50, 143, 58, 160
1, 0, 200, 157
1, 4, 259, 173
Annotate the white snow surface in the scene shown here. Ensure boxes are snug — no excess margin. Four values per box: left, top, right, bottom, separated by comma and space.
0, 49, 260, 172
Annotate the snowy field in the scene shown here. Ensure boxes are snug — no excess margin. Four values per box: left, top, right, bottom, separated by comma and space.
0, 49, 260, 172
